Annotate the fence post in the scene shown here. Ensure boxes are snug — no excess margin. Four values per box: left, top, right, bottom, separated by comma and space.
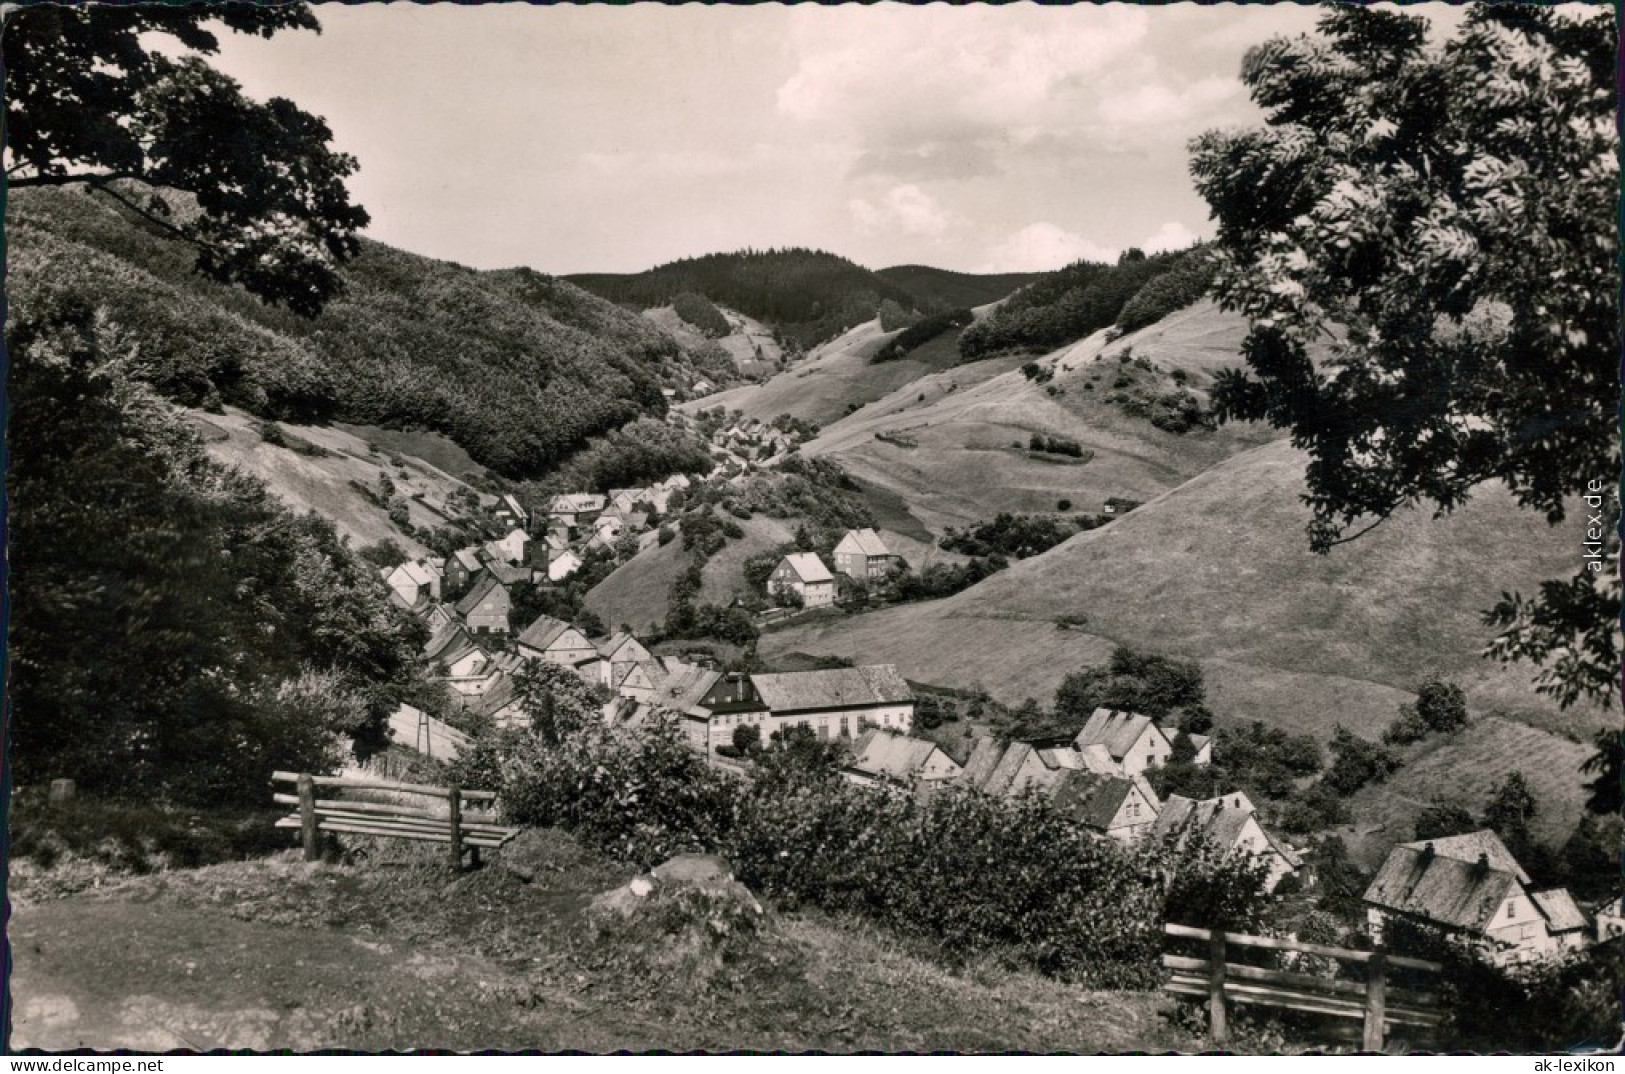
1363, 948, 1388, 1052
1208, 929, 1229, 1045
297, 773, 320, 862
447, 785, 464, 872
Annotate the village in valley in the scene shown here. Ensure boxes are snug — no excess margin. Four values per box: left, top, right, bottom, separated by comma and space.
368, 398, 1607, 973
7, 0, 1620, 1056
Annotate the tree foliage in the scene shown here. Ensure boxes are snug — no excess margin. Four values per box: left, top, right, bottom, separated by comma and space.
8, 302, 425, 804
5, 4, 368, 316
1191, 6, 1619, 707
9, 188, 720, 478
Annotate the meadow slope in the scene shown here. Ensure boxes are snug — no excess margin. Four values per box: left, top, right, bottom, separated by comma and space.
798, 301, 1281, 535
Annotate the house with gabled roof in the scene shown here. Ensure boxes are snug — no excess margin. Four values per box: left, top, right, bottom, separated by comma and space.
548, 493, 606, 528
1150, 792, 1303, 892
424, 621, 488, 679
597, 632, 653, 689
1074, 708, 1185, 776
833, 528, 902, 582
845, 729, 962, 789
1049, 769, 1160, 843
485, 527, 529, 567
752, 664, 913, 736
454, 575, 511, 637
444, 546, 485, 597
1364, 829, 1586, 965
515, 614, 597, 670
957, 737, 1157, 841
495, 493, 528, 531
383, 559, 442, 606
458, 672, 529, 730
768, 552, 836, 608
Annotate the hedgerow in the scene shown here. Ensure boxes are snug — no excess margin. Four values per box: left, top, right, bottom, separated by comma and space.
478, 682, 1272, 986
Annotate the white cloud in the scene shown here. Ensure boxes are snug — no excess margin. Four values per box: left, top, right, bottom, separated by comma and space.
778, 5, 1149, 136
1141, 220, 1199, 253
849, 184, 953, 239
1097, 76, 1239, 131
980, 222, 1117, 273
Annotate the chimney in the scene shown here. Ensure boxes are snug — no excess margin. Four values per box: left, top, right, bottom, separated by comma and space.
1475, 851, 1489, 873
1420, 842, 1435, 865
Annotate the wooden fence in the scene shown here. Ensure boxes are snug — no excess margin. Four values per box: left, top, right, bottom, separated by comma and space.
271, 771, 514, 870
1162, 922, 1444, 1051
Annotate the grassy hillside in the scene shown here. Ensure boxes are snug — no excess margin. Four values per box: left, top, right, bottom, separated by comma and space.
567, 248, 928, 350
681, 317, 1001, 428
1337, 716, 1594, 866
581, 535, 695, 635
8, 184, 725, 479
797, 302, 1279, 535
186, 408, 489, 557
762, 433, 1594, 746
876, 265, 1044, 309
642, 304, 785, 381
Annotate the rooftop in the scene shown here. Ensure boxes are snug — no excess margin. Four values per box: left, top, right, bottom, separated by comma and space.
751, 665, 913, 715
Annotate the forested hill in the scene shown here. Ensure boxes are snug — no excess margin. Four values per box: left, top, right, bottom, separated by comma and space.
874, 265, 1045, 310
957, 246, 1215, 362
7, 184, 731, 479
567, 248, 932, 350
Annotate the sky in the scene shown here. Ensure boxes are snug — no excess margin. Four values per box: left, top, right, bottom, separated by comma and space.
207, 3, 1460, 276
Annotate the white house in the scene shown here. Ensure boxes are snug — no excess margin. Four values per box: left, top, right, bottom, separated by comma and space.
768, 552, 836, 608
1073, 708, 1191, 776
382, 560, 441, 606
1364, 830, 1587, 965
548, 550, 584, 582
597, 632, 653, 690
1150, 792, 1304, 892
485, 527, 529, 566
515, 614, 598, 670
845, 729, 962, 788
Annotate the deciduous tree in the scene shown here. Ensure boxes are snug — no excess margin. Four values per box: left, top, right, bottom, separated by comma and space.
5, 4, 370, 315
1191, 6, 1619, 709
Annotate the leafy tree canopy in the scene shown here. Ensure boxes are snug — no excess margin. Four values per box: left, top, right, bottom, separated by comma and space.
5, 4, 368, 315
1192, 6, 1619, 708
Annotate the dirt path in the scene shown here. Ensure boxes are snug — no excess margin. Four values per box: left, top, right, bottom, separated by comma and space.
9, 897, 661, 1052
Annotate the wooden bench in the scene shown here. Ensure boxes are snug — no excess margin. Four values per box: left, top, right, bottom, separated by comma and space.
271, 771, 519, 870
1162, 922, 1444, 1051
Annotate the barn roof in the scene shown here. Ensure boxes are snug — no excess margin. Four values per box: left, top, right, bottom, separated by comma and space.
750, 665, 913, 715
452, 547, 484, 572
1075, 708, 1166, 760
1363, 844, 1520, 933
778, 552, 834, 585
959, 737, 1008, 790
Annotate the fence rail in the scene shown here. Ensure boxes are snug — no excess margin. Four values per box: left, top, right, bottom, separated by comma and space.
270, 771, 515, 870
1162, 923, 1443, 1051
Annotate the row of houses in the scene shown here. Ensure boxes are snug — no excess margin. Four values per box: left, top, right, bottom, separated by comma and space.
836, 717, 1301, 891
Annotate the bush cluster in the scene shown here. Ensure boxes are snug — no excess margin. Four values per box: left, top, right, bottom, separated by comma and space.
872, 307, 974, 363
477, 689, 1272, 986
